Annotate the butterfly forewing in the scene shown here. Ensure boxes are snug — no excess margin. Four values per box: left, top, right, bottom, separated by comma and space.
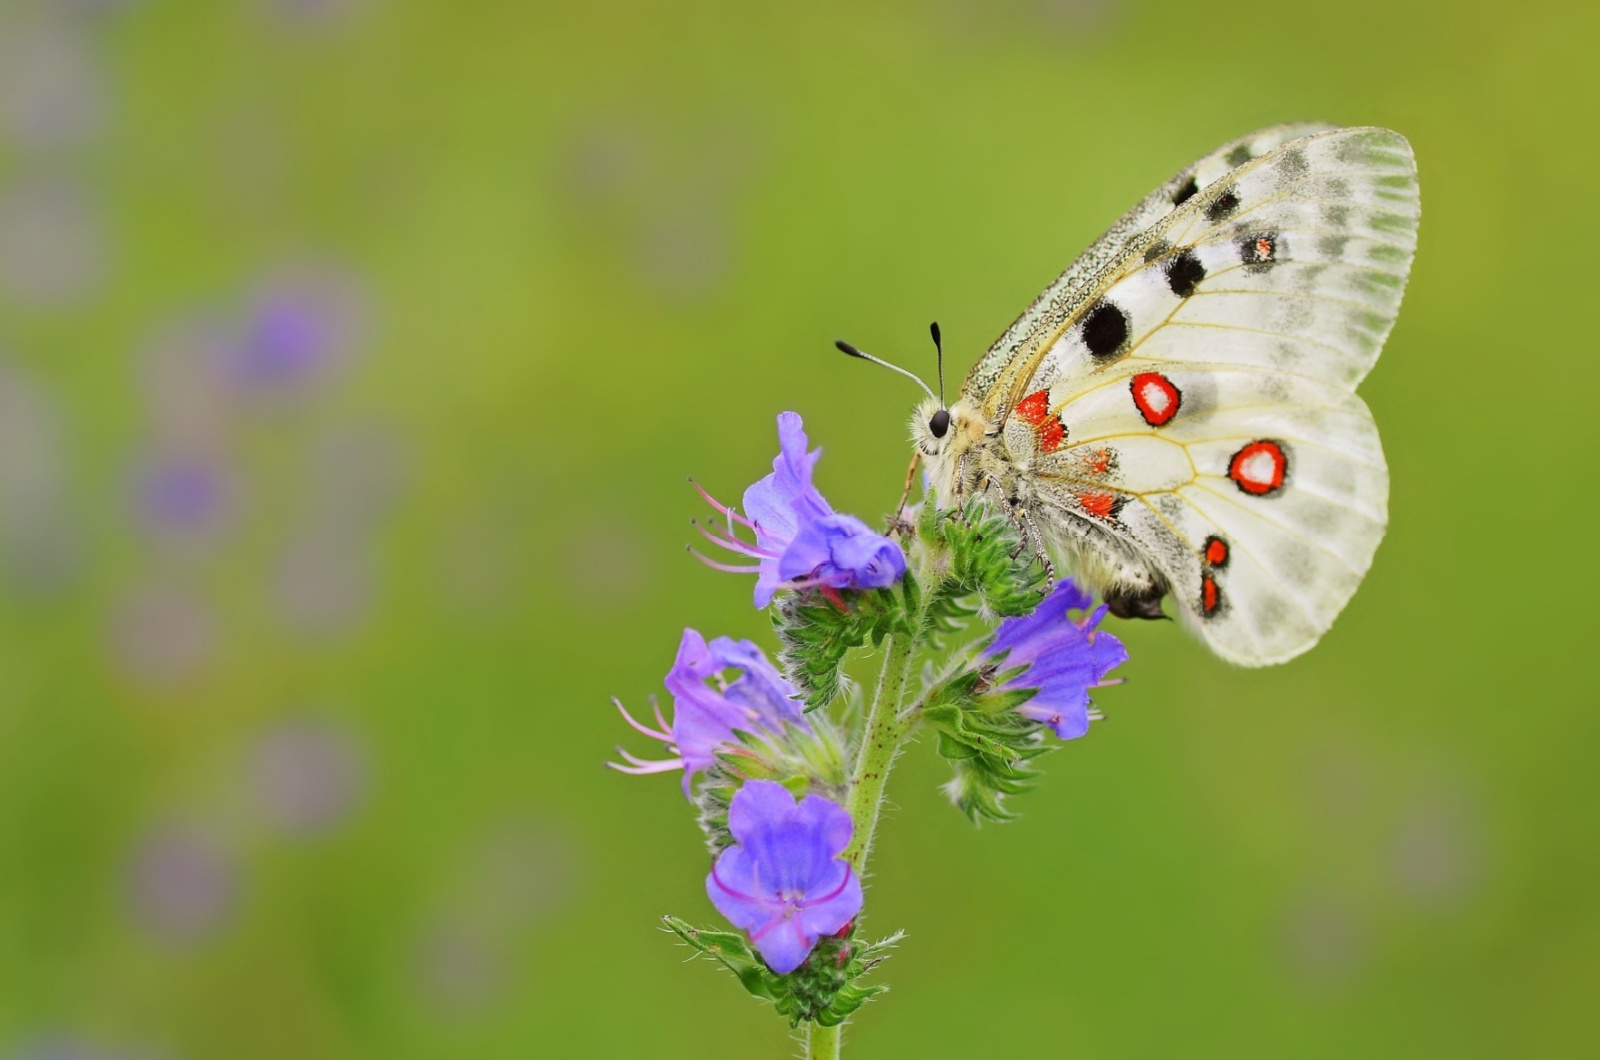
962, 122, 1340, 410
984, 125, 1416, 665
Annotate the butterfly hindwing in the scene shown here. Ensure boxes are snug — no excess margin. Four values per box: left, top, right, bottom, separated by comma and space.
994, 126, 1416, 665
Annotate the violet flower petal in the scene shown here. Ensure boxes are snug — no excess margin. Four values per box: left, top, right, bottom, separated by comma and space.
706, 781, 863, 975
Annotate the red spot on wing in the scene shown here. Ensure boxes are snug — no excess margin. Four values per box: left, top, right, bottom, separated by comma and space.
1038, 416, 1065, 452
1204, 536, 1229, 567
1077, 490, 1117, 520
1254, 237, 1274, 261
1201, 574, 1221, 615
1130, 372, 1181, 427
1015, 389, 1051, 425
1228, 440, 1287, 496
1087, 448, 1111, 476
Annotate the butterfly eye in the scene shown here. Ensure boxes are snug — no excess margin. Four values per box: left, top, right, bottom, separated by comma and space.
929, 409, 951, 438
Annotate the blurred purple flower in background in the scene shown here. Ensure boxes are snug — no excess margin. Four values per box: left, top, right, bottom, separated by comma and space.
108, 584, 216, 689
272, 531, 373, 638
0, 13, 106, 151
125, 823, 236, 943
1281, 888, 1366, 992
982, 579, 1127, 740
706, 780, 862, 974
227, 269, 365, 396
303, 422, 409, 532
0, 177, 105, 306
252, 717, 368, 837
132, 450, 234, 540
412, 820, 578, 1018
696, 412, 905, 607
10, 1035, 174, 1060
136, 314, 240, 449
611, 629, 809, 788
268, 0, 372, 27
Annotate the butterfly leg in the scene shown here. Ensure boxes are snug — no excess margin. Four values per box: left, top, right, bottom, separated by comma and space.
1016, 508, 1056, 594
893, 451, 921, 526
951, 453, 972, 527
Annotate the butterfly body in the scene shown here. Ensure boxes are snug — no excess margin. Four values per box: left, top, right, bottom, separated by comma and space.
913, 124, 1418, 666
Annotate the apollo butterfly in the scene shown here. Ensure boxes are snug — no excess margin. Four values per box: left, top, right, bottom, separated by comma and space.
855, 124, 1418, 666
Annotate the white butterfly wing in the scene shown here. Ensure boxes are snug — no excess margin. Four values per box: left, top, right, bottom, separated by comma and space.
963, 122, 1340, 404
992, 126, 1417, 665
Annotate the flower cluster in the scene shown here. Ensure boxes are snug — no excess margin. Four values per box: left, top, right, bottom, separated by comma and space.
609, 410, 1133, 1041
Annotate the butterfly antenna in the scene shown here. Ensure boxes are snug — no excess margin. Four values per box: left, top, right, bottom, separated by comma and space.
929, 321, 946, 408
834, 339, 937, 403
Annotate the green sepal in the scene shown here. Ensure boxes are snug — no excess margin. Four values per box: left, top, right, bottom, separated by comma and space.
663, 916, 901, 1027
771, 581, 917, 711
922, 668, 1054, 824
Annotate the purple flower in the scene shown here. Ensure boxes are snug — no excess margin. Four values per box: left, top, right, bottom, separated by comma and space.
983, 580, 1128, 740
134, 452, 231, 534
227, 271, 363, 393
611, 630, 809, 790
695, 412, 905, 607
706, 780, 863, 974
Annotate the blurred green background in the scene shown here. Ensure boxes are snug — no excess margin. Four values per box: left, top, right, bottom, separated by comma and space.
1, 0, 1596, 1056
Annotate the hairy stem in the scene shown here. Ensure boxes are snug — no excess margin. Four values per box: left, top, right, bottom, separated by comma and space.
810, 630, 920, 1058
804, 1019, 841, 1060
842, 631, 918, 867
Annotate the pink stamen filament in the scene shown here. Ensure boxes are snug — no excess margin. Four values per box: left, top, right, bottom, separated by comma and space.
607, 751, 684, 775
687, 548, 763, 574
614, 745, 680, 769
613, 698, 673, 742
693, 520, 778, 559
692, 480, 758, 530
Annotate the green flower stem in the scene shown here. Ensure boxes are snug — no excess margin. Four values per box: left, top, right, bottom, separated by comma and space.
804, 1020, 841, 1060
842, 630, 919, 868
810, 627, 921, 1059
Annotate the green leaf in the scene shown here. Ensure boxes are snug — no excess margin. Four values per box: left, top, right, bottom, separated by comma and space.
922, 672, 1055, 824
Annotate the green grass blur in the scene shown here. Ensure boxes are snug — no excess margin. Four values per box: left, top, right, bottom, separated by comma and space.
0, 0, 1596, 1056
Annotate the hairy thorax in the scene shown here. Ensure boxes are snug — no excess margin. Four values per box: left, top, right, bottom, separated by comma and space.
910, 396, 1169, 620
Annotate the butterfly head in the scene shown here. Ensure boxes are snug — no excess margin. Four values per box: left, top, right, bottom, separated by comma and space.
911, 394, 984, 456
911, 395, 956, 454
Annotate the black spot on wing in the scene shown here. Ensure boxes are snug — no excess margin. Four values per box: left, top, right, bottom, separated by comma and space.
1081, 301, 1129, 359
1237, 230, 1279, 272
1205, 187, 1240, 223
1225, 144, 1253, 167
1172, 177, 1199, 207
1166, 248, 1206, 298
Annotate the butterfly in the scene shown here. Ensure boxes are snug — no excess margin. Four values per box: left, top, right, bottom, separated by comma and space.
849, 124, 1417, 666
